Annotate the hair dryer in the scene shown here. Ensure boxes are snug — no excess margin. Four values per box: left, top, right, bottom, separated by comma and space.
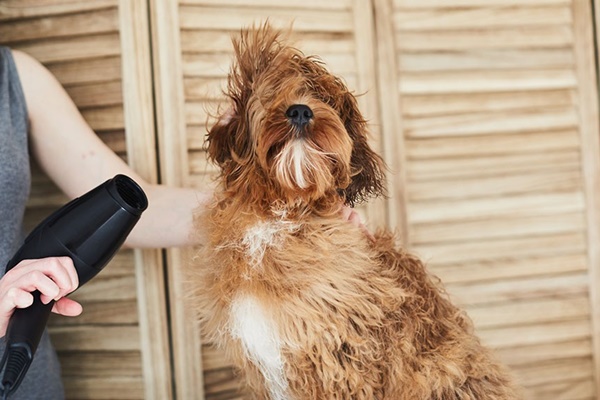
0, 174, 148, 398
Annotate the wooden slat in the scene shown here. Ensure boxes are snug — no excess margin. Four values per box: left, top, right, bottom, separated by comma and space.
396, 26, 573, 51
395, 0, 570, 7
81, 105, 125, 131
432, 253, 587, 284
201, 346, 236, 371
478, 319, 591, 349
13, 33, 121, 64
48, 56, 122, 86
68, 275, 138, 302
179, 5, 354, 32
495, 339, 593, 366
408, 169, 582, 201
403, 107, 578, 138
413, 232, 586, 265
402, 89, 576, 118
65, 80, 123, 108
512, 357, 593, 387
522, 378, 595, 400
407, 151, 581, 181
182, 78, 226, 99
0, 7, 119, 43
97, 130, 128, 153
181, 52, 357, 79
399, 69, 577, 94
411, 212, 584, 244
182, 53, 230, 78
50, 326, 141, 351
203, 368, 245, 396
180, 0, 352, 9
0, 0, 117, 21
467, 297, 590, 329
408, 192, 584, 223
63, 376, 144, 400
181, 30, 355, 54
406, 129, 580, 159
50, 300, 139, 325
447, 273, 589, 306
59, 351, 142, 377
97, 251, 136, 277
393, 6, 572, 31
400, 49, 574, 72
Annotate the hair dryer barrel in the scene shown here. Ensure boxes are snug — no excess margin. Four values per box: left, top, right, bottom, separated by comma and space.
0, 175, 147, 397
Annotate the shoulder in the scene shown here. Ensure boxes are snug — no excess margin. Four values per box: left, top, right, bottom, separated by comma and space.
10, 50, 67, 120
11, 49, 47, 82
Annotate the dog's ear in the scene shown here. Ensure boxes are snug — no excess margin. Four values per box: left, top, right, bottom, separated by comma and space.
206, 106, 247, 166
340, 92, 387, 206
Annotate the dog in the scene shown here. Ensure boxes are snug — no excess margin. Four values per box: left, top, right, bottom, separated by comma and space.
189, 24, 521, 400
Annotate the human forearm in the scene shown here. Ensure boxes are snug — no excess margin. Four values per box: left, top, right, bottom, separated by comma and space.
124, 184, 212, 249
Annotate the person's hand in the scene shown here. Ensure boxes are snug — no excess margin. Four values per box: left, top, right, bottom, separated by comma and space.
0, 257, 82, 336
340, 206, 375, 242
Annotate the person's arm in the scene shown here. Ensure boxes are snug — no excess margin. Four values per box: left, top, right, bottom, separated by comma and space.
12, 50, 211, 249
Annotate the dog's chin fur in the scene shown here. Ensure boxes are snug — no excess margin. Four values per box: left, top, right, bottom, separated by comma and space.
190, 23, 521, 400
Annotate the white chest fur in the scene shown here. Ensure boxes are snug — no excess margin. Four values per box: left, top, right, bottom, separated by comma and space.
242, 219, 299, 268
230, 295, 290, 400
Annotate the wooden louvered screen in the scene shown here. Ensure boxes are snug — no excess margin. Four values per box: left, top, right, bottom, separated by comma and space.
375, 0, 600, 399
2, 1, 600, 399
0, 1, 172, 399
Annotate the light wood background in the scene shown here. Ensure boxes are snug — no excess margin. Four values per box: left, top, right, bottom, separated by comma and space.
1, 1, 600, 399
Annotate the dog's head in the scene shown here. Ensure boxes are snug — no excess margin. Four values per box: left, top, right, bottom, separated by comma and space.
207, 23, 385, 209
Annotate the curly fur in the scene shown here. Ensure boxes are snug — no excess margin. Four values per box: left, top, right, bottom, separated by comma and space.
189, 23, 521, 399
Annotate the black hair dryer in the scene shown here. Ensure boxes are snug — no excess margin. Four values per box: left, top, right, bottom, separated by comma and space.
0, 175, 148, 398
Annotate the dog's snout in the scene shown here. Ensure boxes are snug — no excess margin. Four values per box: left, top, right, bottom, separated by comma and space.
286, 104, 313, 127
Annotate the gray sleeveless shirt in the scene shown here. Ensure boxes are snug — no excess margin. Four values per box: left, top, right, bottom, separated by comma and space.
0, 47, 65, 399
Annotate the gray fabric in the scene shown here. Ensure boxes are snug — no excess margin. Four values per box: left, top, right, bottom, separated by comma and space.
0, 47, 65, 399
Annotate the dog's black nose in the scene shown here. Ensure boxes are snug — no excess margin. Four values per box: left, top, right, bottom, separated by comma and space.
286, 104, 313, 127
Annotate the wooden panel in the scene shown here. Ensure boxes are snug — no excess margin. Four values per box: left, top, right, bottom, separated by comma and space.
375, 1, 599, 398
0, 2, 166, 399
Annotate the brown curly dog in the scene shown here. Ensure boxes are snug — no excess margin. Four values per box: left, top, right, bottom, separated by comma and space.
189, 23, 522, 400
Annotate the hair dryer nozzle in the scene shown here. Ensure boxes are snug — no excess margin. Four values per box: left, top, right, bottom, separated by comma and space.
110, 174, 148, 215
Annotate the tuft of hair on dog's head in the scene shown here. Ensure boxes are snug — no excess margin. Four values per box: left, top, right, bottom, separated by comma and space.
206, 22, 386, 209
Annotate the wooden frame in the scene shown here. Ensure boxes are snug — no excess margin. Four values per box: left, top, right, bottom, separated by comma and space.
148, 0, 206, 398
352, 0, 390, 229
581, 0, 600, 391
118, 0, 174, 398
373, 0, 410, 242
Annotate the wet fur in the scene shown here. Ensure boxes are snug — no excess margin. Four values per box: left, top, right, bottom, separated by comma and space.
190, 24, 521, 399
